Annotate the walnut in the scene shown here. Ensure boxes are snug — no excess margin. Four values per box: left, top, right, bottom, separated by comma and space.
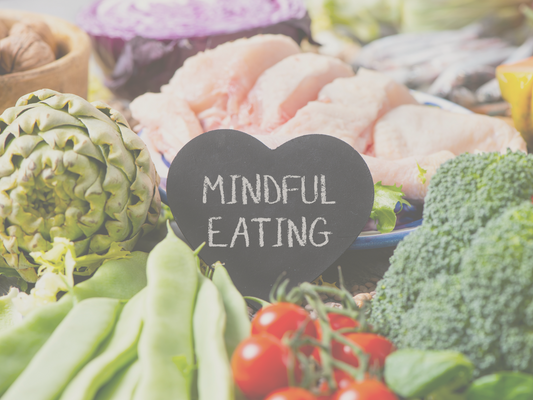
0, 28, 55, 74
12, 17, 57, 57
0, 20, 7, 40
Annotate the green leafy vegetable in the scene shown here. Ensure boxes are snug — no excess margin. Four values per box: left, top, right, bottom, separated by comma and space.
385, 349, 473, 398
417, 162, 427, 184
466, 372, 533, 400
370, 181, 410, 234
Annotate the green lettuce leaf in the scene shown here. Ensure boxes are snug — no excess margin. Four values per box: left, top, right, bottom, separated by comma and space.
370, 181, 411, 234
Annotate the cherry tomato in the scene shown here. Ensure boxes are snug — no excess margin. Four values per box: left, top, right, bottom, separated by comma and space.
317, 369, 355, 396
314, 314, 359, 338
313, 314, 359, 362
264, 387, 318, 400
251, 303, 317, 355
332, 380, 398, 400
231, 334, 295, 400
332, 333, 395, 369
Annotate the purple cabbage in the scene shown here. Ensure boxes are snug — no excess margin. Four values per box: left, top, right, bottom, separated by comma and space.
78, 0, 313, 99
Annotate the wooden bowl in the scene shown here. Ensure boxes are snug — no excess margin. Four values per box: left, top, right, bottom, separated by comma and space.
0, 10, 91, 114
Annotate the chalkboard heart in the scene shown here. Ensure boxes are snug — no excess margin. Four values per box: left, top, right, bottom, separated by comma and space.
167, 129, 374, 299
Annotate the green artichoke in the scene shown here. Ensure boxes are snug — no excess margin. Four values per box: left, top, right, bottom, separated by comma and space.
0, 90, 161, 282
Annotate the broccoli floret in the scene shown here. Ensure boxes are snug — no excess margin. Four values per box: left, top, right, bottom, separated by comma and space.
397, 203, 533, 375
372, 151, 533, 342
371, 151, 533, 375
460, 202, 533, 373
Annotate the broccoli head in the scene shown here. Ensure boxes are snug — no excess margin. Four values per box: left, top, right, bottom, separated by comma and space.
371, 151, 533, 375
396, 202, 533, 375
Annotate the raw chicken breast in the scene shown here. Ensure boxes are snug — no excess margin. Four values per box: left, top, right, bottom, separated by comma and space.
270, 68, 417, 154
130, 92, 203, 162
259, 131, 455, 201
374, 105, 527, 159
162, 34, 301, 117
269, 101, 378, 153
318, 68, 417, 110
361, 151, 455, 201
236, 53, 354, 134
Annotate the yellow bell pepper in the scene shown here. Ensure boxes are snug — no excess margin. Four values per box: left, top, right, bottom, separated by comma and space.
497, 57, 533, 149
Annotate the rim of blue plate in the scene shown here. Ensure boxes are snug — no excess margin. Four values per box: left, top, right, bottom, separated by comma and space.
153, 91, 471, 251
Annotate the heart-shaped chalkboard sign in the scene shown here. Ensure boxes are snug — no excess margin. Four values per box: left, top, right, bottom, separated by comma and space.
167, 129, 374, 299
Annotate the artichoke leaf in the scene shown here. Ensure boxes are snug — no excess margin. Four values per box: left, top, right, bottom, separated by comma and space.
12, 105, 83, 135
94, 102, 130, 128
0, 103, 40, 128
39, 127, 105, 163
77, 116, 136, 181
102, 162, 130, 216
78, 179, 107, 238
119, 125, 155, 174
127, 171, 156, 235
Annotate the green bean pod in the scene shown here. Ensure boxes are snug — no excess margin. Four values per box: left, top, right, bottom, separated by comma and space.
73, 251, 148, 302
134, 228, 198, 400
194, 272, 234, 400
3, 298, 123, 400
59, 289, 145, 400
94, 360, 141, 400
212, 263, 251, 358
0, 251, 147, 396
0, 297, 73, 395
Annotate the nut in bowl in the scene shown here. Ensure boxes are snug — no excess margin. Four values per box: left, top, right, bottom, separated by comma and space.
0, 10, 91, 114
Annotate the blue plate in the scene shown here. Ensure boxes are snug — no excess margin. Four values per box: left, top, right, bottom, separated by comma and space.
151, 92, 471, 251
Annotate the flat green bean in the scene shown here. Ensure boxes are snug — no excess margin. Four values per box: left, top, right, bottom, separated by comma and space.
0, 251, 148, 396
94, 360, 141, 400
212, 263, 251, 358
194, 272, 234, 400
0, 297, 73, 395
134, 229, 198, 400
60, 289, 145, 400
3, 298, 123, 400
73, 251, 148, 301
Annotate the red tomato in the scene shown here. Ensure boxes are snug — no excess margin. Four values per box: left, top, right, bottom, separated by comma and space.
251, 303, 317, 355
332, 333, 395, 369
231, 334, 296, 400
313, 314, 359, 362
317, 369, 355, 396
264, 387, 318, 400
314, 314, 359, 338
332, 380, 398, 400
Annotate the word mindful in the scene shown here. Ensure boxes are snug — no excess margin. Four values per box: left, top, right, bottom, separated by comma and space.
203, 174, 337, 248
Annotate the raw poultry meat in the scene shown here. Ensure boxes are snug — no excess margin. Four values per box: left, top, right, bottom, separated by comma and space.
130, 92, 202, 162
131, 35, 528, 202
270, 68, 418, 154
161, 34, 300, 131
361, 151, 455, 201
373, 105, 527, 159
235, 53, 354, 134
259, 133, 454, 202
261, 101, 378, 153
319, 68, 417, 109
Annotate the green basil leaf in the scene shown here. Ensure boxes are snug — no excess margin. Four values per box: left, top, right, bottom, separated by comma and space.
466, 372, 533, 400
384, 349, 473, 398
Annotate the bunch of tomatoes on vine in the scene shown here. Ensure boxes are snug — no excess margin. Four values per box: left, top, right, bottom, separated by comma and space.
231, 272, 398, 400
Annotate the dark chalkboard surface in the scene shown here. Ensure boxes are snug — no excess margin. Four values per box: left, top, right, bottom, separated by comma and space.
167, 129, 374, 299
